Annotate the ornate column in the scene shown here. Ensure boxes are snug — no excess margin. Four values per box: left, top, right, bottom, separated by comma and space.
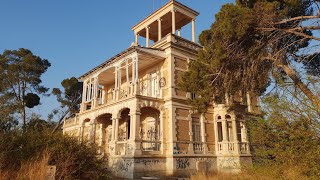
135, 33, 139, 45
192, 19, 196, 42
172, 9, 176, 34
93, 77, 99, 108
146, 26, 150, 47
134, 55, 140, 94
126, 59, 130, 95
114, 66, 118, 101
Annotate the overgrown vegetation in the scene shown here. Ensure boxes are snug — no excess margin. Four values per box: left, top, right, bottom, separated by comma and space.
0, 125, 109, 179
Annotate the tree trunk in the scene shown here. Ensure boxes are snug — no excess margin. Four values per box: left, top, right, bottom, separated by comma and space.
52, 109, 70, 133
280, 64, 320, 111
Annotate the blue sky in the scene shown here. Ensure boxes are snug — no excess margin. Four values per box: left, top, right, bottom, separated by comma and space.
0, 0, 234, 120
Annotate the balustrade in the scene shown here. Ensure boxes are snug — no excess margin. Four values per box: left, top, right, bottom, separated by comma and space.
141, 140, 161, 152
217, 142, 250, 155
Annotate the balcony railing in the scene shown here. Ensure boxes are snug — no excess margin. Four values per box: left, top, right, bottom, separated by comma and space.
193, 142, 204, 154
88, 81, 161, 108
217, 142, 250, 155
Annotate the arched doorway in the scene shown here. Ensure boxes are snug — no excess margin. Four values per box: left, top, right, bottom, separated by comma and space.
140, 107, 160, 151
97, 113, 112, 155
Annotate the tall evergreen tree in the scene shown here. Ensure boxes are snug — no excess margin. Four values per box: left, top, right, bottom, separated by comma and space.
51, 77, 83, 132
180, 0, 320, 112
0, 48, 51, 126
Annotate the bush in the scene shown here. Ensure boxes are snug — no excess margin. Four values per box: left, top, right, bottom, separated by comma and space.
0, 128, 109, 179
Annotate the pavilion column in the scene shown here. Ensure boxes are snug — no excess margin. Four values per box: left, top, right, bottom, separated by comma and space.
172, 9, 176, 34
177, 29, 181, 36
158, 19, 162, 41
200, 114, 208, 154
146, 26, 150, 47
192, 19, 196, 42
135, 33, 139, 44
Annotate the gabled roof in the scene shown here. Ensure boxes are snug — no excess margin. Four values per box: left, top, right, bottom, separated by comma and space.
79, 46, 165, 80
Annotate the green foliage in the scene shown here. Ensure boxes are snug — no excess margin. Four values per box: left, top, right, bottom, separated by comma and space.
180, 0, 319, 112
247, 90, 320, 178
52, 77, 83, 116
0, 48, 51, 125
0, 128, 109, 179
24, 93, 40, 108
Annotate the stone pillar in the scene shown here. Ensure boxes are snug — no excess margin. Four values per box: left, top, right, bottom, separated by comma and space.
126, 59, 130, 94
232, 117, 240, 154
158, 19, 162, 41
114, 117, 120, 142
221, 117, 228, 153
99, 123, 104, 154
200, 114, 208, 154
146, 26, 150, 47
93, 77, 99, 108
129, 111, 142, 155
172, 9, 176, 34
134, 55, 140, 94
160, 112, 165, 153
192, 19, 196, 42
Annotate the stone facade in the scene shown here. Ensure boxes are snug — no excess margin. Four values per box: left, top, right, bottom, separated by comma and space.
63, 0, 259, 178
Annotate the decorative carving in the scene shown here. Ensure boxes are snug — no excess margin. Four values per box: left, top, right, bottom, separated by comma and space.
175, 38, 200, 51
159, 77, 166, 87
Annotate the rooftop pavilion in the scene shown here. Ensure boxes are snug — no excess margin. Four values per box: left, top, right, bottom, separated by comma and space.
132, 0, 199, 47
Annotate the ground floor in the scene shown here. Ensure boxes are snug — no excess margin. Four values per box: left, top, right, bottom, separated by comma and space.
63, 97, 252, 178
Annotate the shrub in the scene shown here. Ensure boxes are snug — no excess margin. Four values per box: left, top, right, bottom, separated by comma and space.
0, 128, 109, 179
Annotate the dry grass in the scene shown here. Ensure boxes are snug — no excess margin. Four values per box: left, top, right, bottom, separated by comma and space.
191, 166, 310, 180
191, 171, 272, 180
0, 151, 49, 180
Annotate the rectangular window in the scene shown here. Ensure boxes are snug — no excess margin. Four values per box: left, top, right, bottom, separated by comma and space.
192, 123, 201, 142
217, 122, 223, 142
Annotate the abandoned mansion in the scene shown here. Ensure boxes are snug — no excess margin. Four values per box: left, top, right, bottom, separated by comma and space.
63, 0, 260, 178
